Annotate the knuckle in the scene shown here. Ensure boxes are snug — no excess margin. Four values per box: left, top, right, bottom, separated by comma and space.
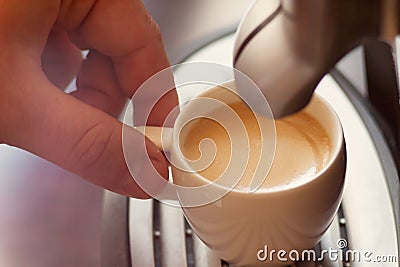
55, 0, 96, 30
73, 121, 115, 171
145, 13, 162, 40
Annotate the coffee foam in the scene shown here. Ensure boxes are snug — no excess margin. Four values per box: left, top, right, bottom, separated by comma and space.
180, 89, 331, 192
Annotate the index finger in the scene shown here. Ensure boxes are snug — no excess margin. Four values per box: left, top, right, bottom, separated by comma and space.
65, 0, 178, 126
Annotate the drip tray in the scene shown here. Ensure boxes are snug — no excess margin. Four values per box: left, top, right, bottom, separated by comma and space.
128, 198, 348, 267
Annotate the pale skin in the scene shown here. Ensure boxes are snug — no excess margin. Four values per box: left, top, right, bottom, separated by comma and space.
0, 0, 178, 198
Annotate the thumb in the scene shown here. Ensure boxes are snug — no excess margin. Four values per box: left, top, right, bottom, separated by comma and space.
2, 69, 168, 199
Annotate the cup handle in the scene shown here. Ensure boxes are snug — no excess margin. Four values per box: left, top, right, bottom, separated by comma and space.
135, 126, 173, 152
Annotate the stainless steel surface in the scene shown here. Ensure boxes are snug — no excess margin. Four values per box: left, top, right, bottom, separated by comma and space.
336, 47, 367, 97
126, 197, 344, 267
159, 201, 187, 266
322, 74, 399, 266
330, 69, 400, 267
233, 0, 399, 118
102, 191, 131, 267
0, 147, 103, 267
144, 0, 370, 99
142, 0, 252, 65
129, 198, 154, 267
145, 0, 369, 99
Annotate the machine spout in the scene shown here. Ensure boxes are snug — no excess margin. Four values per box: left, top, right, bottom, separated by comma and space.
233, 0, 389, 118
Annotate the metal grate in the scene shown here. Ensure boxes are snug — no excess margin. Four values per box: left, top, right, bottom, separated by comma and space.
128, 199, 349, 267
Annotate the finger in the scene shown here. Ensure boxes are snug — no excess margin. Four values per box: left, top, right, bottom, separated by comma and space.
2, 68, 168, 199
134, 89, 179, 127
0, 0, 171, 198
72, 50, 178, 126
71, 50, 126, 118
41, 31, 82, 90
66, 0, 179, 126
0, 0, 59, 55
0, 1, 83, 90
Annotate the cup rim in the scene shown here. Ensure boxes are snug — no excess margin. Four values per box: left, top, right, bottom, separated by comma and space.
173, 90, 344, 196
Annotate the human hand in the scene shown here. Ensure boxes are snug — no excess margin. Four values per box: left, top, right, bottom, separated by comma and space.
0, 0, 178, 198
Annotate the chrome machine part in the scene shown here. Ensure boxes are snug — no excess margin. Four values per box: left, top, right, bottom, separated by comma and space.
102, 34, 400, 266
142, 0, 251, 65
125, 198, 343, 267
233, 0, 399, 118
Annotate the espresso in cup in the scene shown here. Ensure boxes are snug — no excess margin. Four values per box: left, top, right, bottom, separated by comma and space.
180, 86, 331, 190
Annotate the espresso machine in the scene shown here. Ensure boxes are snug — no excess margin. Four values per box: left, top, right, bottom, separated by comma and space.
0, 1, 398, 267
101, 1, 400, 266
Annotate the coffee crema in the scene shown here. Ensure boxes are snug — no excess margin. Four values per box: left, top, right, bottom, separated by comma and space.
180, 89, 331, 191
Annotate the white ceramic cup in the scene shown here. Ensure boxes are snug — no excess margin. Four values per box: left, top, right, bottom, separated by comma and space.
137, 82, 346, 266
